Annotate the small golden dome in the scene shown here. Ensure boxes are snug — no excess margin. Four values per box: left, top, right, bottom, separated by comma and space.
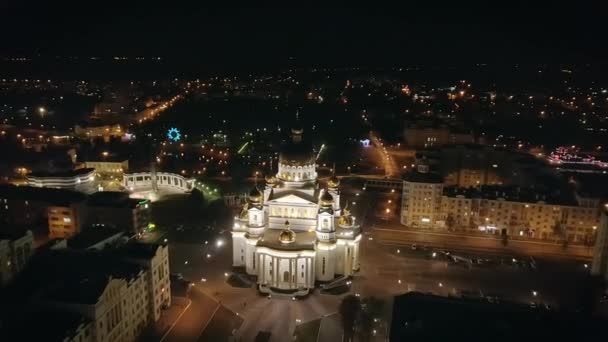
279, 220, 296, 243
248, 186, 262, 203
265, 174, 278, 185
320, 190, 333, 207
328, 175, 340, 188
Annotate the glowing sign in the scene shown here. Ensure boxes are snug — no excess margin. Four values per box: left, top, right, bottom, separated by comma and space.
167, 127, 181, 142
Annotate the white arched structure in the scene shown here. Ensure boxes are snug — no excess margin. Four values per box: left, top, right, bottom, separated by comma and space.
123, 172, 192, 193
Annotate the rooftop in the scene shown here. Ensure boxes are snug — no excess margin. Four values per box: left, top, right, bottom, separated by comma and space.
67, 226, 124, 249
28, 167, 95, 178
257, 229, 316, 251
443, 185, 578, 206
0, 242, 159, 313
403, 170, 443, 184
0, 227, 31, 241
0, 184, 87, 205
5, 310, 90, 342
114, 241, 164, 259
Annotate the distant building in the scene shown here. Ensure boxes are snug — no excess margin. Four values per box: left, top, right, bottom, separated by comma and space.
400, 163, 444, 228
415, 145, 513, 187
27, 168, 96, 193
85, 159, 129, 175
86, 192, 151, 236
48, 200, 87, 239
0, 185, 87, 229
74, 123, 123, 142
440, 186, 599, 241
0, 229, 34, 285
404, 121, 474, 148
400, 178, 601, 242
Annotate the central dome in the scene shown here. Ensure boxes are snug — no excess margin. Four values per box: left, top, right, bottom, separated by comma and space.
279, 220, 296, 244
279, 141, 314, 166
279, 127, 315, 167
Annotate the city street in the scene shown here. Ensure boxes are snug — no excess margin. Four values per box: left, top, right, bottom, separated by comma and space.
158, 221, 592, 341
373, 225, 594, 260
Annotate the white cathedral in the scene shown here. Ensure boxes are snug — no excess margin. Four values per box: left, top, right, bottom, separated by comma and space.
232, 127, 361, 296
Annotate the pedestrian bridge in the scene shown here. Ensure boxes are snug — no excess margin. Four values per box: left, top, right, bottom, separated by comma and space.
123, 172, 192, 193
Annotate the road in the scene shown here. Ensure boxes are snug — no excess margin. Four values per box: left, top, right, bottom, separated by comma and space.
162, 287, 219, 342
369, 132, 399, 177
373, 226, 594, 260
154, 181, 594, 341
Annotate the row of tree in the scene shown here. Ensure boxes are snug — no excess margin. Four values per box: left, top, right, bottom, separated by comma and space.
339, 295, 385, 342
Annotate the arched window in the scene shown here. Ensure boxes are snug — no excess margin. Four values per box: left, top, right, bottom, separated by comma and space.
283, 271, 290, 282
323, 218, 329, 229
322, 257, 326, 275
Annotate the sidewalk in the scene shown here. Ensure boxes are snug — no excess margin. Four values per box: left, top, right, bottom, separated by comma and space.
140, 296, 191, 341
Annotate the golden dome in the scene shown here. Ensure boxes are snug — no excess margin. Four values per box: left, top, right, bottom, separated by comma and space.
265, 174, 278, 185
239, 203, 249, 219
328, 175, 340, 188
279, 220, 296, 244
320, 190, 333, 207
248, 186, 262, 203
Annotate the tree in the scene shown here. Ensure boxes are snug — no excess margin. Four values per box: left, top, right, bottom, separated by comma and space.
358, 297, 385, 342
339, 295, 361, 342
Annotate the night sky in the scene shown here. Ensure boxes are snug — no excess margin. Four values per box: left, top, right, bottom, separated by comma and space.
0, 3, 606, 67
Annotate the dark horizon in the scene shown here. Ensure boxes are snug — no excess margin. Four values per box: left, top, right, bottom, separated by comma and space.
1, 4, 606, 68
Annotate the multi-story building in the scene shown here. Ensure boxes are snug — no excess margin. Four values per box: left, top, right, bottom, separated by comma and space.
0, 184, 88, 238
400, 163, 444, 228
2, 240, 170, 342
440, 186, 599, 242
416, 145, 512, 187
115, 242, 171, 321
86, 192, 151, 236
48, 200, 87, 239
0, 229, 34, 285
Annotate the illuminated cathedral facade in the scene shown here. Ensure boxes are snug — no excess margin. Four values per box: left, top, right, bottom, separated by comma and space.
231, 128, 361, 296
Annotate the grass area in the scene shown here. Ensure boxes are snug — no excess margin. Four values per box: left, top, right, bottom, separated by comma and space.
226, 273, 253, 288
293, 318, 322, 342
150, 193, 232, 241
198, 306, 244, 342
321, 284, 351, 295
